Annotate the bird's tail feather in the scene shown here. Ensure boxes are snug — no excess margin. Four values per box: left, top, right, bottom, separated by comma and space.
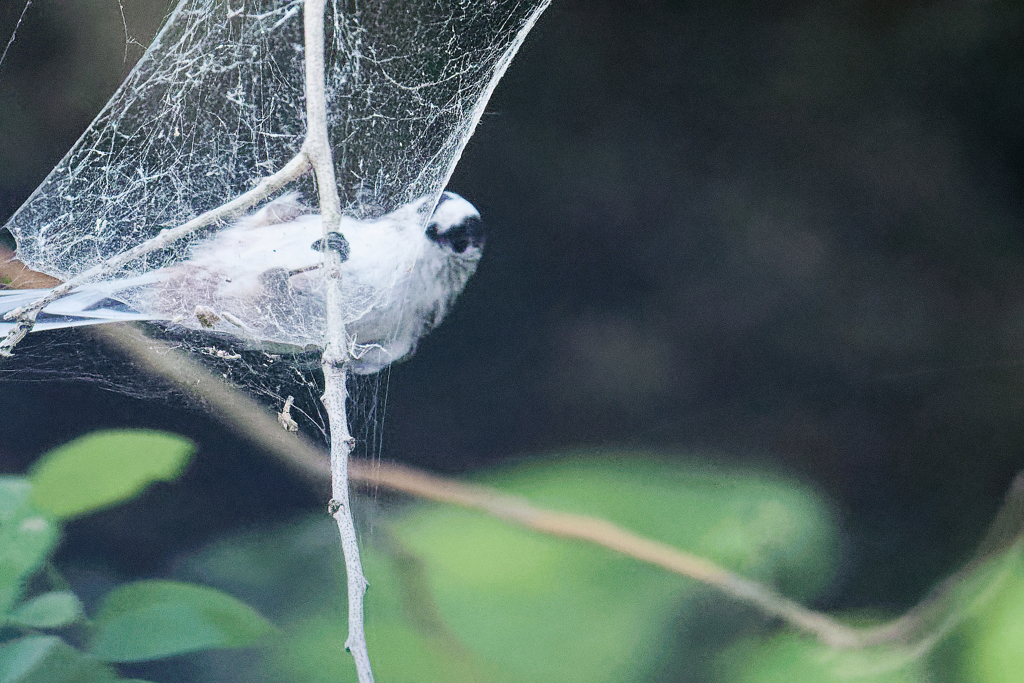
0, 288, 153, 336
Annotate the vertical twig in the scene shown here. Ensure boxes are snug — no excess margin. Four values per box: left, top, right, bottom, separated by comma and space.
301, 0, 374, 681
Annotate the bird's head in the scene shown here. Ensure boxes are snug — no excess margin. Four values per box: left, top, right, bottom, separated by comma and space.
424, 191, 485, 257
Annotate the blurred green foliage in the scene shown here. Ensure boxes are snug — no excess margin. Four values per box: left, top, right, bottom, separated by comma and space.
715, 631, 927, 683
380, 455, 837, 682
0, 429, 271, 683
174, 452, 1024, 683
29, 430, 194, 519
7, 436, 1024, 682
957, 549, 1024, 683
0, 478, 57, 618
88, 580, 274, 663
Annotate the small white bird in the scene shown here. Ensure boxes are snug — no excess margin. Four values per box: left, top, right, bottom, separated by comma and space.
0, 191, 484, 374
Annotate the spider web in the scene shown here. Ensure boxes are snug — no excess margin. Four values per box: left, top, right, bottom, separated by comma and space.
7, 0, 548, 276
0, 0, 550, 435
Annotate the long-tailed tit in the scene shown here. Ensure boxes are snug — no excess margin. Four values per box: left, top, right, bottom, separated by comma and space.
0, 191, 484, 374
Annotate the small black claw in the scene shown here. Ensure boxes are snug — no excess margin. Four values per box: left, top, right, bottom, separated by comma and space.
311, 232, 350, 262
327, 232, 350, 259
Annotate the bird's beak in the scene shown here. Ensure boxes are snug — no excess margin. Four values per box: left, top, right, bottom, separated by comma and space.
0, 245, 63, 289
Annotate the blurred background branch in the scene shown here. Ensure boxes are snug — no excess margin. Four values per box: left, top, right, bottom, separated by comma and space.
89, 321, 1024, 655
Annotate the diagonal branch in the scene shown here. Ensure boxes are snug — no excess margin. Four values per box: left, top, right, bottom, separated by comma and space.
92, 323, 864, 648
91, 322, 1024, 655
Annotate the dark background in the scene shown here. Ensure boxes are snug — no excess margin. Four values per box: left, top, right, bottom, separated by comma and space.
2, 0, 1024, 617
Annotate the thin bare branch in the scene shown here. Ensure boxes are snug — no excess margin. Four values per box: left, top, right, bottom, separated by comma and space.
73, 322, 1024, 655
301, 0, 373, 679
86, 322, 957, 652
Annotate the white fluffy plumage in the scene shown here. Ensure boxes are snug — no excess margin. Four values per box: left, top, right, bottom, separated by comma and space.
0, 191, 484, 374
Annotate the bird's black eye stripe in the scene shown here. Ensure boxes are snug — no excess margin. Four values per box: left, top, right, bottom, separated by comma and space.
425, 217, 484, 253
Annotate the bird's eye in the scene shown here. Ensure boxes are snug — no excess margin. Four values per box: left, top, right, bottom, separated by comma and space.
425, 217, 484, 253
447, 230, 471, 253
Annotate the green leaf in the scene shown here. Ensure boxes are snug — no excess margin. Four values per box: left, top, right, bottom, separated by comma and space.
28, 430, 195, 519
382, 454, 839, 683
479, 455, 839, 599
186, 452, 836, 683
0, 478, 59, 617
0, 478, 33, 519
266, 541, 513, 683
8, 591, 84, 629
0, 635, 116, 683
177, 515, 512, 683
958, 550, 1024, 683
88, 580, 274, 662
714, 631, 928, 683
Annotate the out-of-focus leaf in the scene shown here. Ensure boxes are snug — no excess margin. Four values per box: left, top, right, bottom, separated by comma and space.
0, 477, 58, 617
88, 580, 274, 663
958, 551, 1024, 683
177, 516, 517, 683
28, 430, 194, 519
0, 479, 32, 519
8, 591, 84, 629
890, 540, 1023, 659
183, 452, 837, 683
266, 540, 515, 683
714, 631, 928, 683
0, 635, 116, 683
480, 454, 839, 599
383, 454, 838, 683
